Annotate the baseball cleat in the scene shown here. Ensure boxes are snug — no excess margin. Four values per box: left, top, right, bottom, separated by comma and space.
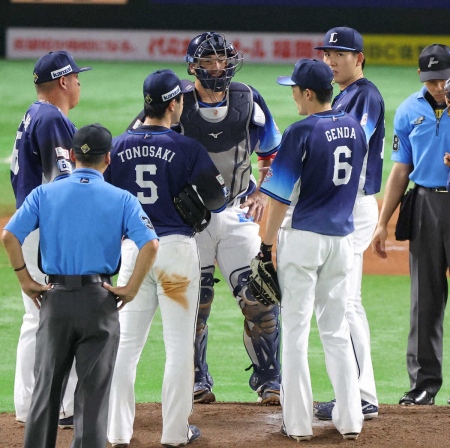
58, 415, 74, 429
314, 399, 378, 420
257, 380, 281, 406
162, 425, 201, 447
280, 425, 312, 441
193, 389, 216, 404
343, 432, 359, 440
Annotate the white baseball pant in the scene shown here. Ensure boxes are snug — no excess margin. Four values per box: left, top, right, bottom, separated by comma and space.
107, 235, 199, 446
15, 229, 77, 422
345, 194, 379, 406
278, 228, 363, 437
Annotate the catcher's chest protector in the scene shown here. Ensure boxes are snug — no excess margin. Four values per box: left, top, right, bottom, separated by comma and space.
180, 83, 253, 202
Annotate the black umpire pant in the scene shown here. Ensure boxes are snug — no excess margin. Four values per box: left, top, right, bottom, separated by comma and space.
23, 278, 119, 448
408, 187, 450, 396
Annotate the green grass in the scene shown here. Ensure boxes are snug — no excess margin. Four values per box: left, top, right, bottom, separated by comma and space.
0, 58, 424, 211
1, 59, 448, 414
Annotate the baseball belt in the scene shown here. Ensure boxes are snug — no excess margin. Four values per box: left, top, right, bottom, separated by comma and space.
47, 274, 112, 287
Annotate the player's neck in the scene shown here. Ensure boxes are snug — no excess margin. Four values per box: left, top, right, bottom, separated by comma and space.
338, 71, 364, 91
194, 81, 226, 103
307, 103, 332, 116
143, 116, 171, 129
37, 94, 69, 116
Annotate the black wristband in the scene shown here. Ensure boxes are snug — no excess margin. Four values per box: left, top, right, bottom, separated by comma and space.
14, 263, 27, 272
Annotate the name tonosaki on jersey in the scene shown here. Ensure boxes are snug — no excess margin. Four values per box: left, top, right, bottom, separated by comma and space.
116, 144, 176, 163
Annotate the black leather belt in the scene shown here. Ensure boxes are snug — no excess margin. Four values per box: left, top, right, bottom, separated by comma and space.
417, 185, 448, 193
47, 274, 111, 287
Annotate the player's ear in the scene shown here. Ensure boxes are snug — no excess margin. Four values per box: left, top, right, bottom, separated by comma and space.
357, 52, 365, 67
69, 148, 76, 162
188, 63, 196, 75
105, 152, 111, 166
59, 75, 67, 90
417, 68, 421, 77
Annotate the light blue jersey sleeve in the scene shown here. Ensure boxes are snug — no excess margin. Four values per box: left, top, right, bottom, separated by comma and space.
249, 86, 282, 156
260, 123, 304, 203
4, 187, 41, 244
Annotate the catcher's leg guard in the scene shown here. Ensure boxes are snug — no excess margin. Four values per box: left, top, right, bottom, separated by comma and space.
194, 265, 216, 403
235, 271, 281, 405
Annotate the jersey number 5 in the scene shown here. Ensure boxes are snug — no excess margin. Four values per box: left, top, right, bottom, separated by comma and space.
135, 164, 158, 204
332, 145, 352, 186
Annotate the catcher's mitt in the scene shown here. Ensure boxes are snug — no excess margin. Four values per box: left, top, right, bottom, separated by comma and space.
247, 257, 281, 307
174, 184, 211, 234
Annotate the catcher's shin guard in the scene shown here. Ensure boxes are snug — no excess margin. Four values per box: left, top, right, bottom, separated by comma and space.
194, 266, 216, 403
239, 280, 281, 402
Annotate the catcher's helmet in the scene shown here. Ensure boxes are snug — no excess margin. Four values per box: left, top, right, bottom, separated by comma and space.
445, 77, 450, 101
185, 32, 243, 92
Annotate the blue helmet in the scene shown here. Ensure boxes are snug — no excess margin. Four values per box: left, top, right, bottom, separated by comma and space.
185, 32, 243, 92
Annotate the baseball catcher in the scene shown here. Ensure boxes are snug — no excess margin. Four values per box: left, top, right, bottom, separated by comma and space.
247, 243, 281, 307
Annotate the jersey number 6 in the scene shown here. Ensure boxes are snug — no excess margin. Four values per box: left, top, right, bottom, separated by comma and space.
332, 145, 353, 186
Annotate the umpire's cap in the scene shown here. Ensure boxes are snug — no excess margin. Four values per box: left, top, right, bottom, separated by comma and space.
33, 51, 92, 84
277, 58, 334, 91
72, 124, 112, 155
314, 27, 363, 53
418, 44, 450, 82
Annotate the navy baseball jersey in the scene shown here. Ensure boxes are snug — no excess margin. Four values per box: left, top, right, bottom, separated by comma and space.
5, 168, 157, 275
261, 111, 367, 236
10, 101, 75, 208
105, 125, 228, 237
332, 78, 385, 195
128, 82, 281, 202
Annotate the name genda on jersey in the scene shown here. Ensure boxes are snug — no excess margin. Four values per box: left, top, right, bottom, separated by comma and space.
325, 126, 357, 142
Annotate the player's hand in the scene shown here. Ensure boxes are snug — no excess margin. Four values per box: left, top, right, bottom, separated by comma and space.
240, 190, 267, 223
22, 281, 51, 310
371, 226, 388, 259
444, 152, 450, 167
102, 282, 137, 310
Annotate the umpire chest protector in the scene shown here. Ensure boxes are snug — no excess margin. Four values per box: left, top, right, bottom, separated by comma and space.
180, 82, 254, 202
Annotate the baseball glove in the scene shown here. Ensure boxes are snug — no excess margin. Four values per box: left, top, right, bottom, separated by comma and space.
247, 257, 281, 307
174, 184, 211, 234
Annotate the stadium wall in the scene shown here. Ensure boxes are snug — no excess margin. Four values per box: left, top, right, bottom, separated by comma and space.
1, 1, 449, 59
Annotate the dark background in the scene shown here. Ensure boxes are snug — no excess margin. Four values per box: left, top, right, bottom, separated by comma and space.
1, 0, 449, 58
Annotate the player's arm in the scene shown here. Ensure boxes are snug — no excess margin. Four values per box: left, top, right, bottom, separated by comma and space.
241, 88, 281, 222
103, 239, 159, 310
37, 111, 75, 183
371, 161, 412, 258
103, 197, 159, 309
2, 230, 50, 308
240, 157, 273, 223
262, 198, 289, 246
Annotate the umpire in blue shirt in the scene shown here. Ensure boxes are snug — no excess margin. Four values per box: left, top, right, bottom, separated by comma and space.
2, 123, 159, 448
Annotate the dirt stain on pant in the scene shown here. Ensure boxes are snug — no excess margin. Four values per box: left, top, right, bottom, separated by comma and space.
156, 269, 190, 309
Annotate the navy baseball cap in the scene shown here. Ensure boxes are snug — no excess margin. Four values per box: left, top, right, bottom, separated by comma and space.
277, 58, 334, 91
314, 27, 363, 52
418, 44, 450, 82
143, 69, 191, 105
72, 124, 112, 155
33, 51, 92, 84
